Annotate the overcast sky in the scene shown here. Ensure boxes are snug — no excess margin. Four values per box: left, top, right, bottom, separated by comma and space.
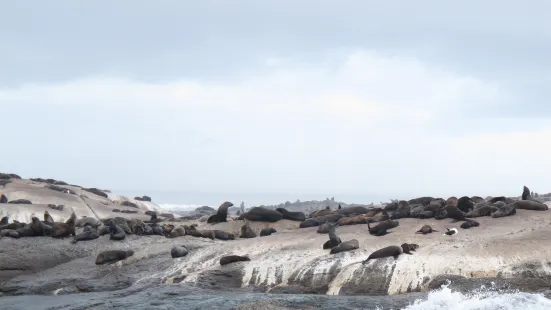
1, 1, 551, 202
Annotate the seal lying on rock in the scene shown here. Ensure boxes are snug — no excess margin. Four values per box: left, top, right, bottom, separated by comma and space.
239, 207, 283, 222
95, 250, 134, 265
107, 219, 126, 241
391, 201, 411, 219
512, 200, 548, 211
168, 226, 187, 238
213, 230, 235, 241
220, 255, 250, 266
317, 222, 334, 234
368, 220, 399, 236
492, 203, 516, 218
460, 219, 479, 229
260, 227, 277, 237
1, 229, 20, 238
0, 194, 7, 203
330, 239, 359, 254
457, 196, 475, 213
1, 216, 9, 225
415, 225, 438, 234
362, 245, 403, 263
300, 218, 321, 228
275, 208, 306, 221
72, 225, 100, 243
207, 201, 233, 224
171, 246, 189, 258
466, 204, 498, 218
444, 205, 467, 222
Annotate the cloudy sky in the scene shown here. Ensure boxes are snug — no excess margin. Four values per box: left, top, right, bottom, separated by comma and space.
1, 1, 550, 204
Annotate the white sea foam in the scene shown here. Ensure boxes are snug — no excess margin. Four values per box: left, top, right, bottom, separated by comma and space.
404, 283, 551, 310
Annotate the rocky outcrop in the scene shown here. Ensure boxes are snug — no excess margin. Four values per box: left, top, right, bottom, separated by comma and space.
135, 196, 152, 202
8, 199, 32, 204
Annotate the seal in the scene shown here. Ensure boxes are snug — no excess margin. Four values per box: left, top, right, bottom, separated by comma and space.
443, 228, 458, 236
323, 222, 342, 249
238, 207, 283, 222
415, 225, 438, 234
391, 201, 411, 219
401, 243, 419, 254
337, 206, 371, 217
522, 186, 535, 201
220, 255, 251, 266
275, 208, 306, 222
95, 250, 134, 265
107, 219, 126, 241
460, 219, 479, 229
31, 216, 53, 236
457, 196, 475, 213
260, 227, 277, 237
466, 204, 498, 218
1, 230, 20, 238
240, 220, 257, 238
207, 201, 234, 224
52, 211, 77, 238
446, 197, 458, 207
491, 203, 516, 218
444, 205, 467, 222
418, 211, 434, 219
408, 197, 434, 206
0, 194, 7, 203
171, 245, 189, 258
309, 206, 335, 218
71, 226, 99, 243
168, 226, 186, 238
362, 245, 403, 263
43, 211, 54, 225
434, 209, 447, 220
512, 200, 548, 211
300, 218, 321, 228
330, 239, 359, 254
16, 225, 35, 237
368, 220, 399, 236
317, 222, 333, 234
410, 205, 425, 218
214, 230, 235, 241
75, 216, 102, 228
1, 216, 8, 225
471, 196, 485, 204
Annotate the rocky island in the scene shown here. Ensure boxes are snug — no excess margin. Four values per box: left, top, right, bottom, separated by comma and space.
2, 173, 551, 308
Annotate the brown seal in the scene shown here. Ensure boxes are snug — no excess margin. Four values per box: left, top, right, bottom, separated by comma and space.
330, 239, 359, 254
415, 225, 437, 234
95, 250, 134, 265
220, 255, 250, 266
401, 243, 419, 254
362, 245, 403, 263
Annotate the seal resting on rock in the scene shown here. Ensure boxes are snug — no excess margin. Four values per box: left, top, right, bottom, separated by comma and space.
239, 207, 283, 222
460, 219, 479, 229
275, 208, 306, 221
207, 201, 234, 224
52, 211, 77, 238
492, 203, 517, 218
213, 230, 235, 241
415, 225, 438, 234
330, 239, 359, 254
220, 255, 250, 266
418, 211, 434, 219
446, 197, 458, 207
31, 216, 53, 236
300, 218, 321, 228
240, 220, 257, 238
1, 216, 9, 225
466, 204, 498, 218
391, 201, 411, 219
368, 220, 399, 236
168, 226, 187, 238
72, 226, 100, 243
522, 186, 540, 202
0, 194, 7, 203
75, 216, 102, 228
95, 250, 134, 265
434, 209, 447, 220
444, 205, 467, 222
457, 196, 475, 213
171, 246, 189, 258
317, 222, 333, 234
512, 200, 548, 211
107, 219, 126, 241
260, 227, 277, 237
401, 243, 419, 254
362, 245, 403, 263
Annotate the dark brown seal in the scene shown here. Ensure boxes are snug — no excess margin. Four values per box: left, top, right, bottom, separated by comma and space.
368, 220, 399, 236
401, 243, 419, 254
220, 255, 250, 266
95, 250, 134, 265
362, 245, 403, 263
207, 201, 234, 223
415, 225, 437, 234
330, 239, 359, 254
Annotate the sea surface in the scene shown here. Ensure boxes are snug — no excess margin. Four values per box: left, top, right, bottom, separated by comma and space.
2, 283, 551, 310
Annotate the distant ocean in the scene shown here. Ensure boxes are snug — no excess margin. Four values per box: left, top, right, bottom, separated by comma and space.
113, 190, 400, 213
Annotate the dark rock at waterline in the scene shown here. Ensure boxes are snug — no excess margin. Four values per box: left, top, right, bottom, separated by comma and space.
171, 246, 189, 258
83, 188, 108, 198
8, 199, 32, 204
0, 173, 21, 180
339, 259, 398, 295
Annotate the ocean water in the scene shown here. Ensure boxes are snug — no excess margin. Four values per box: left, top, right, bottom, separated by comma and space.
2, 283, 551, 310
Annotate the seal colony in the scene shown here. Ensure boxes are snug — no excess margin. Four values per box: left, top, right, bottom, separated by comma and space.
1, 173, 551, 291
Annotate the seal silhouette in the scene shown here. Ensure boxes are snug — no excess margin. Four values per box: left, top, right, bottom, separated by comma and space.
415, 225, 437, 234
95, 250, 134, 265
362, 245, 403, 263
